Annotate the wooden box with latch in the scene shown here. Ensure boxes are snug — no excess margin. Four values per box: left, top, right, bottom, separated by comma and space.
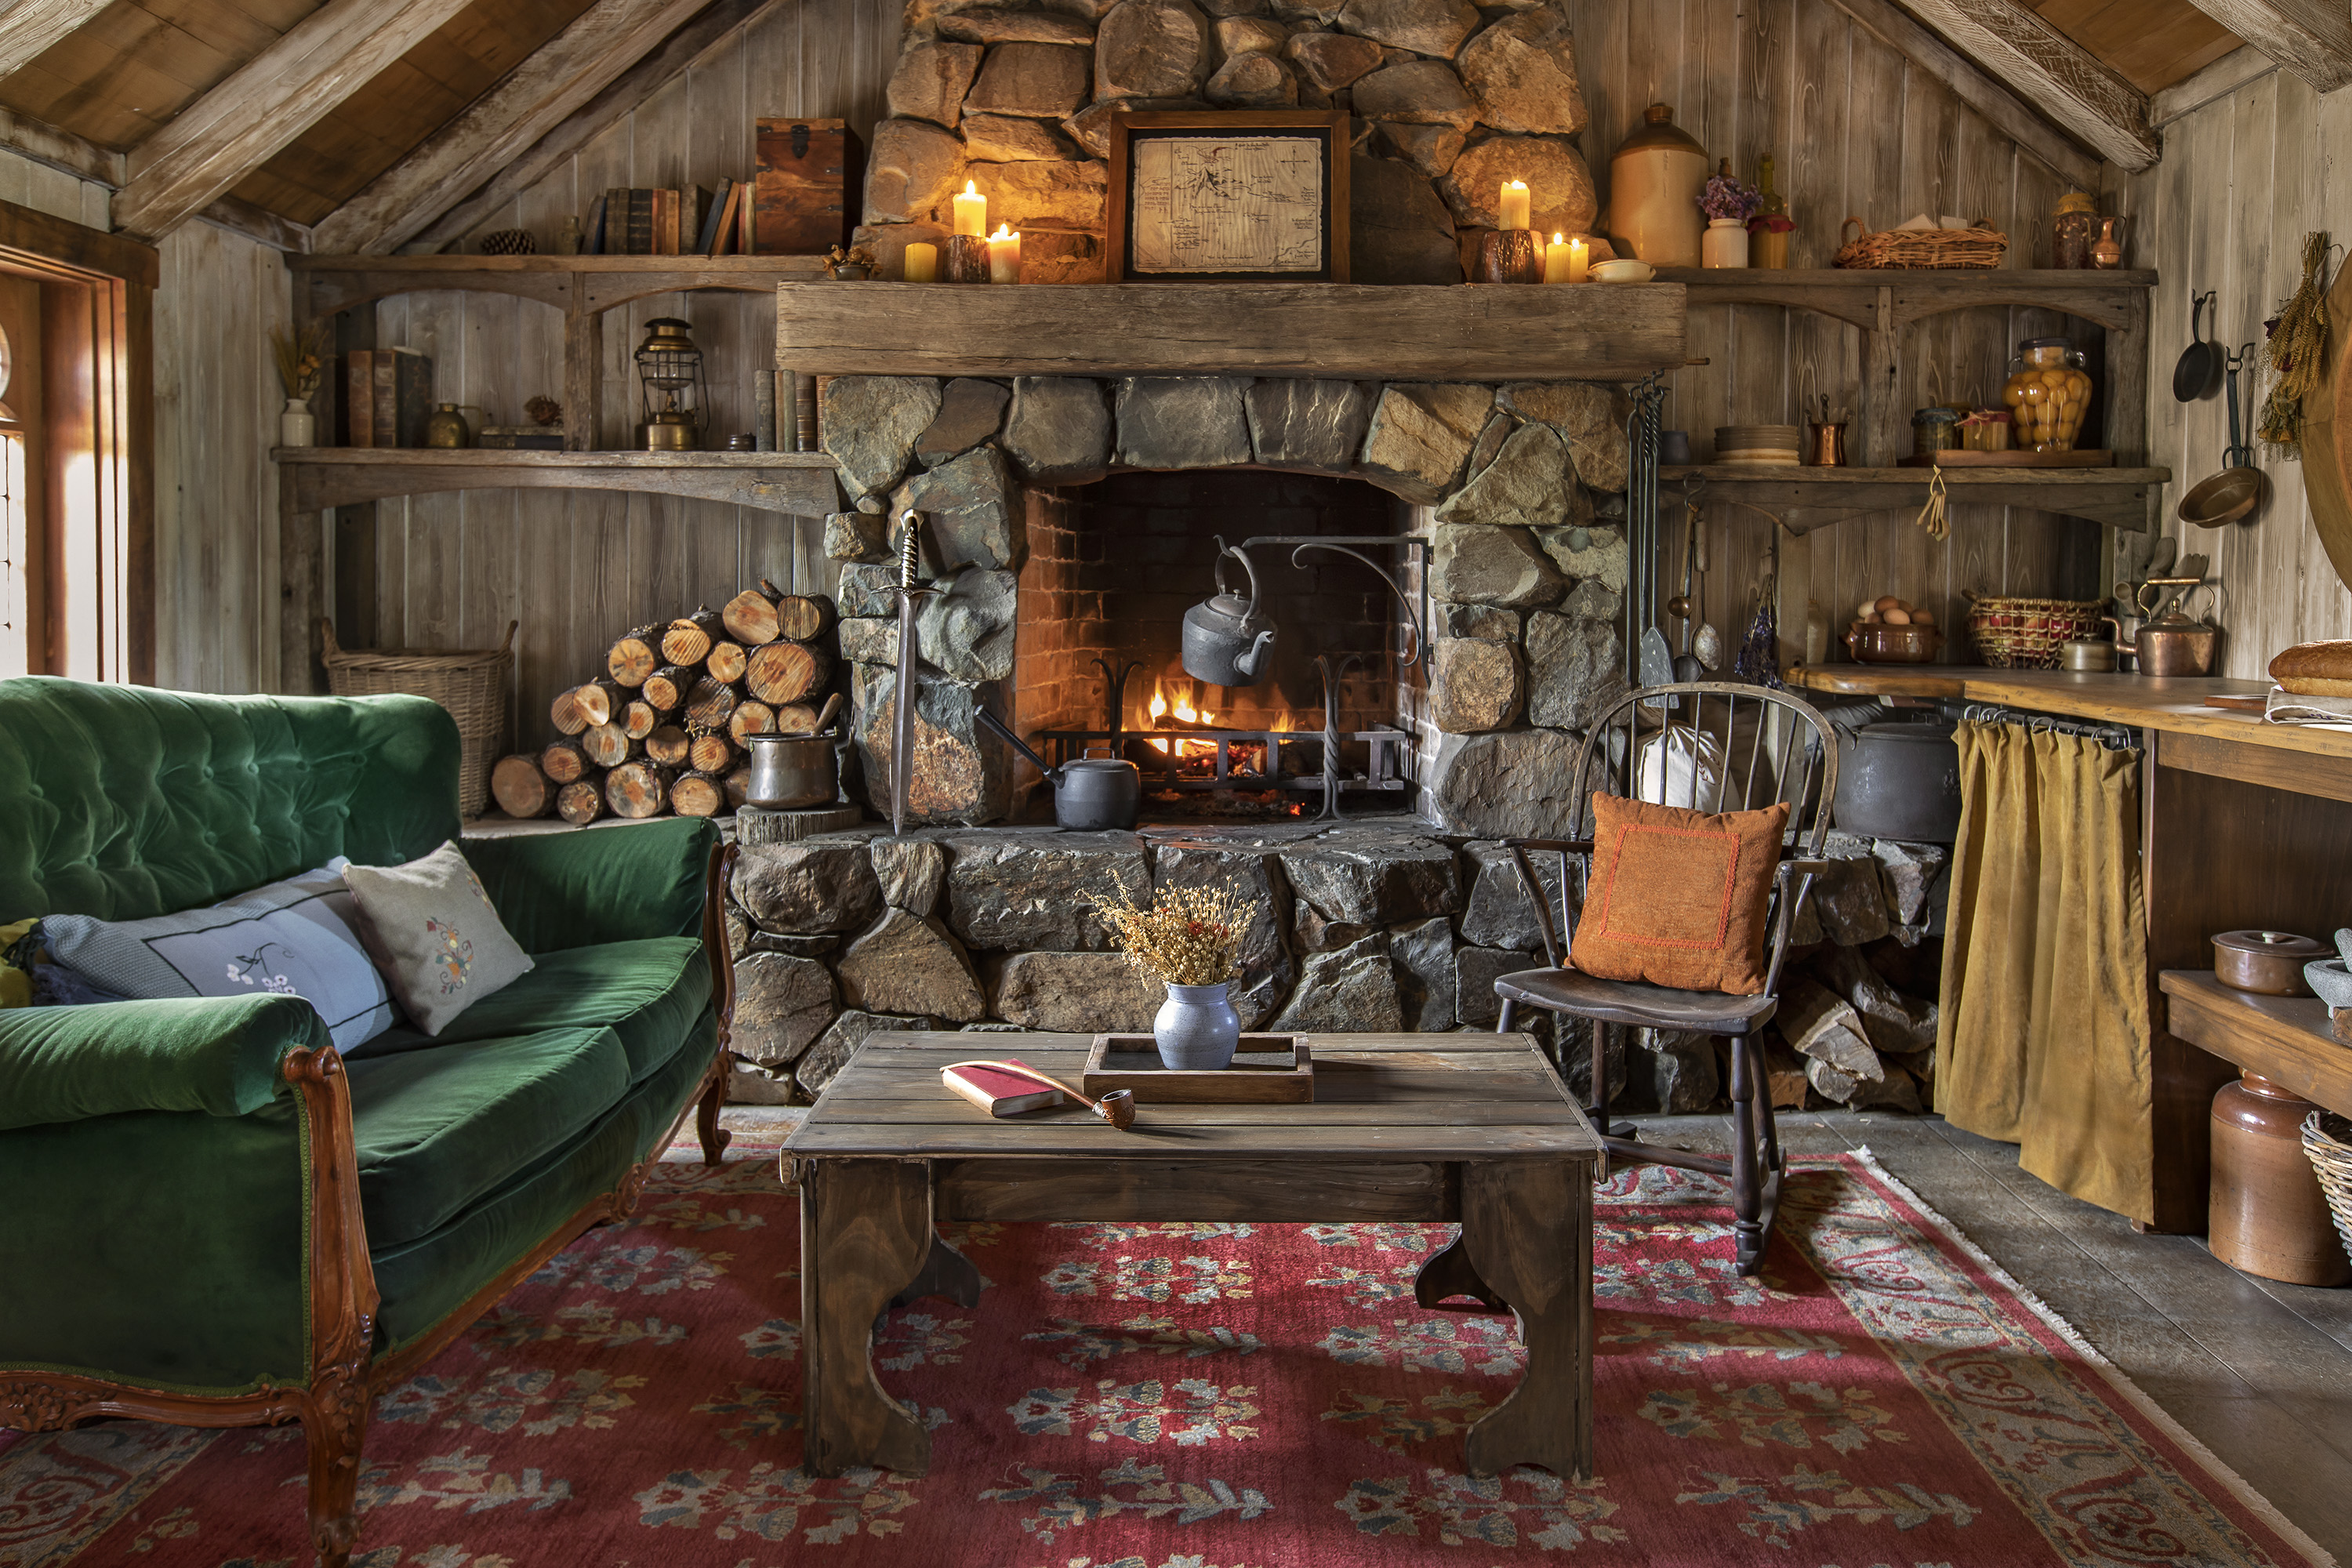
755, 118, 864, 256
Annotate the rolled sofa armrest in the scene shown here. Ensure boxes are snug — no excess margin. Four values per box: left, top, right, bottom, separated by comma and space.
463, 815, 720, 954
0, 994, 326, 1131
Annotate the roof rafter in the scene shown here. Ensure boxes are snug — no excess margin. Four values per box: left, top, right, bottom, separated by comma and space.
109, 0, 479, 243
2180, 0, 2352, 93
0, 0, 114, 81
312, 0, 732, 256
1823, 0, 2104, 186
1874, 0, 2158, 170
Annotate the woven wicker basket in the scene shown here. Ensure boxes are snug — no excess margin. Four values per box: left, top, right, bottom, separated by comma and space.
320, 618, 515, 818
1833, 216, 2007, 270
1962, 592, 2109, 669
2303, 1111, 2352, 1262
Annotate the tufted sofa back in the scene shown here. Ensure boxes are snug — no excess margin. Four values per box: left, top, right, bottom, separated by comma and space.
0, 677, 463, 922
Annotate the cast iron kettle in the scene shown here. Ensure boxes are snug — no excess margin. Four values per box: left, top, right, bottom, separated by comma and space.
1181, 539, 1276, 688
974, 705, 1140, 831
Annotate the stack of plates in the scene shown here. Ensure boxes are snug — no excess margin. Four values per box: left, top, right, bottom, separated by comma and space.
1713, 425, 1802, 465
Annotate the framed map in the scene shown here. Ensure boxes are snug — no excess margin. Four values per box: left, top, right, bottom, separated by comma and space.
1107, 111, 1350, 284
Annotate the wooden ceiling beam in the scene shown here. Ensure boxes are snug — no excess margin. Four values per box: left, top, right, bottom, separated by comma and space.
200, 193, 313, 253
2179, 0, 2352, 93
1878, 0, 2159, 169
0, 0, 114, 80
311, 0, 730, 256
109, 0, 479, 243
0, 100, 122, 187
1824, 0, 2103, 186
341, 0, 781, 255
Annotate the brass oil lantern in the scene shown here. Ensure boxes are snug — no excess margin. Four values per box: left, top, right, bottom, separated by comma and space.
634, 317, 707, 451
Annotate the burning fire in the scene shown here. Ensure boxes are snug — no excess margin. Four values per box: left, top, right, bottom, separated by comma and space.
1138, 677, 1301, 761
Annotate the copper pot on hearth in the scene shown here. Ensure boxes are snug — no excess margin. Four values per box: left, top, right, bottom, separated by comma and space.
1182, 538, 1277, 687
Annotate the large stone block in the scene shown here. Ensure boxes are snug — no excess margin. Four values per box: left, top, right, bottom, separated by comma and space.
993, 950, 1165, 1029
1015, 226, 1109, 283
1116, 376, 1251, 467
864, 118, 967, 223
822, 376, 942, 499
1095, 0, 1212, 96
1421, 726, 1584, 838
916, 376, 1011, 464
1152, 837, 1297, 1029
1454, 944, 1526, 1027
836, 562, 896, 616
887, 40, 985, 128
1501, 381, 1629, 494
1062, 93, 1207, 158
1286, 28, 1383, 89
984, 158, 1111, 228
826, 510, 888, 562
1442, 603, 1519, 640
795, 1009, 940, 1098
731, 952, 838, 1066
1274, 932, 1402, 1031
1429, 522, 1563, 608
938, 5, 1098, 42
944, 828, 1152, 950
1456, 5, 1587, 135
837, 907, 987, 1021
852, 662, 1015, 824
1338, 0, 1476, 56
1429, 635, 1523, 732
1523, 609, 1624, 731
1005, 375, 1113, 481
1357, 381, 1491, 503
735, 840, 886, 934
870, 835, 948, 916
892, 444, 1020, 573
840, 568, 1019, 683
1279, 830, 1460, 924
1350, 59, 1477, 129
1391, 914, 1457, 1029
1533, 522, 1625, 590
1244, 378, 1375, 470
1433, 422, 1571, 528
1217, 14, 1288, 51
1439, 135, 1596, 235
960, 111, 1084, 161
1457, 839, 1564, 949
966, 41, 1094, 117
1628, 1028, 1718, 1112
1205, 49, 1299, 105
1348, 153, 1459, 285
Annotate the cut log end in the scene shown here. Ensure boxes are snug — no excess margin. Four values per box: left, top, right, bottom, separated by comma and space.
491, 754, 556, 818
745, 641, 833, 706
685, 674, 740, 731
549, 688, 589, 736
671, 771, 727, 818
608, 634, 659, 688
704, 639, 749, 684
622, 699, 659, 740
540, 739, 591, 785
606, 760, 673, 819
556, 779, 606, 826
774, 593, 836, 642
582, 721, 637, 770
645, 724, 693, 768
728, 700, 778, 743
722, 584, 783, 646
688, 731, 737, 775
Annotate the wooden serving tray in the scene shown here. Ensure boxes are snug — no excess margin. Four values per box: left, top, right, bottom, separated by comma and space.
1082, 1034, 1315, 1103
1894, 448, 2115, 467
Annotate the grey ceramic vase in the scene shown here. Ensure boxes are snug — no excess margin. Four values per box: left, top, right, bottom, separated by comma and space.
1154, 982, 1240, 1071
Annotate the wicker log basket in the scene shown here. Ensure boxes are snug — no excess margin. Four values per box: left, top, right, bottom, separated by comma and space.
1834, 216, 2007, 270
1962, 592, 2109, 669
2302, 1111, 2352, 1264
320, 618, 515, 818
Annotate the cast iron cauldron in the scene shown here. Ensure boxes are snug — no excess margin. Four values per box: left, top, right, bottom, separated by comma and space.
975, 706, 1140, 830
1828, 712, 1962, 843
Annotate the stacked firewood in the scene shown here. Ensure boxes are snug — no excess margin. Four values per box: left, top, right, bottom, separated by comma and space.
489, 581, 836, 824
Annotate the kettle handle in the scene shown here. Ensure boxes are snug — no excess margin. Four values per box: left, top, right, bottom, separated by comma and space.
1211, 535, 1261, 618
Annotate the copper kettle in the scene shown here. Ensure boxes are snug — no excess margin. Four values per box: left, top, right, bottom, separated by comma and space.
2134, 585, 2221, 677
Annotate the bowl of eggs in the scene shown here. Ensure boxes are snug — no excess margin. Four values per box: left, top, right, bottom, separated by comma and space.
1846, 595, 1944, 662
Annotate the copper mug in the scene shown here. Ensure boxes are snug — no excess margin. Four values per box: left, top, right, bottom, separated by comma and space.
1807, 419, 1848, 466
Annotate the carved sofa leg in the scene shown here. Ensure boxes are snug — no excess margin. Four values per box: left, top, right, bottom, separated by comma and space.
303, 1365, 370, 1568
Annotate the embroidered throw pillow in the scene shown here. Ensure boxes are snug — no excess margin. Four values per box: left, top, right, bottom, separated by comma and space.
1569, 793, 1791, 996
38, 862, 398, 1049
340, 842, 533, 1036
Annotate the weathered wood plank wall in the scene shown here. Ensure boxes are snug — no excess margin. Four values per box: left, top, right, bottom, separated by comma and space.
2119, 65, 2352, 681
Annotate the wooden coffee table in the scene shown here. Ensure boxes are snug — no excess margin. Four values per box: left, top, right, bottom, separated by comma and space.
786, 1030, 1600, 1482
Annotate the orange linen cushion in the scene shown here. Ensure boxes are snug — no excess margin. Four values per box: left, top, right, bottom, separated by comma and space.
1569, 793, 1791, 995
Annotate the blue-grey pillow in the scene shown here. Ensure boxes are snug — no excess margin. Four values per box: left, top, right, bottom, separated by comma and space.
41, 861, 399, 1052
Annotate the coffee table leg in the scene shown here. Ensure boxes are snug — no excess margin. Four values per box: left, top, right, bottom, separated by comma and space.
892, 1236, 983, 1310
1413, 1232, 1505, 1311
1459, 1158, 1592, 1481
801, 1158, 934, 1478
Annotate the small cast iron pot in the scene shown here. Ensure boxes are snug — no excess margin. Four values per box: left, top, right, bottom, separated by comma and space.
1830, 718, 1963, 843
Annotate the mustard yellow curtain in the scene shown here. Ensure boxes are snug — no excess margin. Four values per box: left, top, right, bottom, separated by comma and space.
1936, 720, 2154, 1221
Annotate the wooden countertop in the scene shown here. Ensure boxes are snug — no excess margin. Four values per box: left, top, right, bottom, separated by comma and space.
2159, 971, 2352, 1116
1790, 666, 2352, 763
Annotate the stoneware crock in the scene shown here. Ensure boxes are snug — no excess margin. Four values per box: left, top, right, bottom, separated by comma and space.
1155, 982, 1240, 1070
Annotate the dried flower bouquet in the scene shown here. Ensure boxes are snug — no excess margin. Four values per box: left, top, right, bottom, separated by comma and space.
1086, 882, 1247, 988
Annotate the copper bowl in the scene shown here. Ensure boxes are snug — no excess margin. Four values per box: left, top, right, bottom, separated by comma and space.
1845, 622, 1945, 664
2214, 929, 2325, 996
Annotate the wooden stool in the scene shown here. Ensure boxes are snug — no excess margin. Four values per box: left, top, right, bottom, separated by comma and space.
2210, 1072, 2352, 1286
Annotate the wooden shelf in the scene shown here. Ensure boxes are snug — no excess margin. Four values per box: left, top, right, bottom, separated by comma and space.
272, 447, 840, 517
775, 280, 1689, 382
2160, 970, 2352, 1116
291, 252, 830, 317
1661, 463, 2169, 530
1657, 267, 2156, 331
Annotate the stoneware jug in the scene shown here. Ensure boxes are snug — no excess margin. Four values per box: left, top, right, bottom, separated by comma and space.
1181, 539, 1276, 687
1155, 982, 1240, 1071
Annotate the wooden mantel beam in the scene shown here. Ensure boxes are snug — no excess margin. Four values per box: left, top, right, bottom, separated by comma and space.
1875, 0, 2159, 170
405, 0, 782, 254
310, 0, 722, 256
2180, 0, 2352, 93
0, 0, 113, 79
109, 0, 477, 242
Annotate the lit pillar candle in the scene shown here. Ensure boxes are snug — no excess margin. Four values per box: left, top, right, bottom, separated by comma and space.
1498, 179, 1531, 230
1568, 234, 1588, 282
987, 223, 1021, 283
953, 180, 986, 238
1543, 232, 1573, 282
902, 241, 938, 281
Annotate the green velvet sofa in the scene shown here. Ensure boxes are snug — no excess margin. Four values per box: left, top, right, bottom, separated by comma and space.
0, 677, 737, 1566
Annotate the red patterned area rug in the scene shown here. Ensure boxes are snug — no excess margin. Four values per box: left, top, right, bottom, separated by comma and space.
2, 1136, 2331, 1568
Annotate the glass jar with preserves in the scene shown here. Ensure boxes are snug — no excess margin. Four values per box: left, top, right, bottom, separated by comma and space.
2001, 338, 2094, 451
1958, 407, 2013, 451
1911, 406, 1960, 457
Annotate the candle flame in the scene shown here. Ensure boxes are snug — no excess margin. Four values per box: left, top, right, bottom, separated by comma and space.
990, 222, 1014, 240
1507, 179, 1527, 191
964, 180, 978, 196
1552, 231, 1564, 245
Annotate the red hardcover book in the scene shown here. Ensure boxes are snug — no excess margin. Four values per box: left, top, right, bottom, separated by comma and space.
940, 1058, 1065, 1117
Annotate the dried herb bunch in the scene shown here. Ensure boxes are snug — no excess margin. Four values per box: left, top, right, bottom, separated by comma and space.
2259, 230, 2333, 454
1087, 881, 1248, 987
269, 320, 330, 401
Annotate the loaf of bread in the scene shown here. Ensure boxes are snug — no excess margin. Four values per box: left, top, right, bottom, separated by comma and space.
2269, 641, 2352, 696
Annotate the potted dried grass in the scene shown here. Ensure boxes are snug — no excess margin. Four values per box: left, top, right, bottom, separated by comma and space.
1089, 883, 1248, 1070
